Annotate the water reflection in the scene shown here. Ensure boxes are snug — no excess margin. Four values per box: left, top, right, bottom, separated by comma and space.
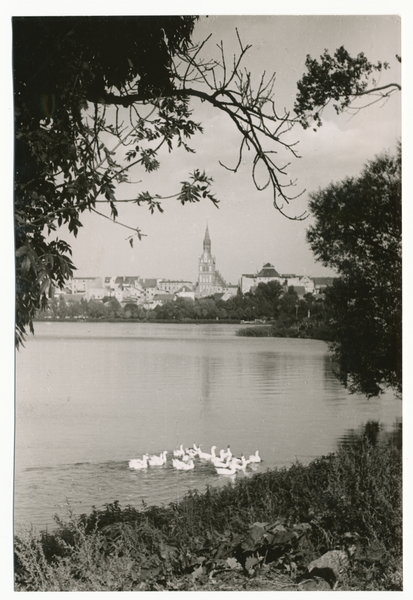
199, 354, 225, 403
338, 418, 402, 451
253, 351, 283, 385
323, 353, 339, 388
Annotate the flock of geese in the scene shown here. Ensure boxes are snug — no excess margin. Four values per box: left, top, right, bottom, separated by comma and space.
129, 444, 262, 476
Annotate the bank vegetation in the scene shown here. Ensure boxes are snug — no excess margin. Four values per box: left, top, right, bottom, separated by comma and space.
14, 427, 402, 591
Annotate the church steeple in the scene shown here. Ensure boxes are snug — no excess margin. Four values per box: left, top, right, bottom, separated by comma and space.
198, 224, 227, 296
203, 224, 211, 253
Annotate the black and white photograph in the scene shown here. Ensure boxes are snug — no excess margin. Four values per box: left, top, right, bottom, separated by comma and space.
10, 5, 403, 592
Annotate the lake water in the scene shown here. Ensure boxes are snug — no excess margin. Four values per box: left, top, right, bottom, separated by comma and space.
14, 321, 402, 532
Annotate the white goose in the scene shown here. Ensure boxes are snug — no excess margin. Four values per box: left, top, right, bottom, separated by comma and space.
215, 459, 238, 476
233, 454, 248, 471
192, 443, 202, 456
197, 445, 217, 460
148, 450, 168, 466
129, 454, 149, 469
173, 444, 185, 457
221, 445, 232, 460
172, 458, 195, 470
248, 450, 262, 463
185, 447, 198, 459
211, 452, 231, 468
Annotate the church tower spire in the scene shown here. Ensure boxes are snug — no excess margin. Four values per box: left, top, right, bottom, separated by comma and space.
203, 224, 211, 253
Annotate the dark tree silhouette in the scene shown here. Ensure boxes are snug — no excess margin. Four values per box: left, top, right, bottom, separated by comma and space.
307, 146, 401, 398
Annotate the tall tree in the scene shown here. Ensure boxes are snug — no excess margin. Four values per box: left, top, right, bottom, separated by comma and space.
252, 281, 283, 319
13, 17, 400, 347
306, 145, 401, 398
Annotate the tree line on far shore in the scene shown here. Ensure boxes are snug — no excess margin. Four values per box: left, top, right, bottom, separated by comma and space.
36, 282, 330, 340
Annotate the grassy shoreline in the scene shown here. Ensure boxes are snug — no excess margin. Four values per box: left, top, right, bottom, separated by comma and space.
14, 429, 402, 591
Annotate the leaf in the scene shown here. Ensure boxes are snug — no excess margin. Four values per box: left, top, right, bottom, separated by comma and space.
190, 555, 206, 566
40, 278, 50, 296
268, 523, 286, 533
252, 521, 269, 529
245, 555, 259, 572
270, 530, 297, 546
293, 522, 312, 532
191, 565, 204, 581
241, 523, 267, 551
15, 246, 28, 258
20, 255, 31, 273
159, 541, 178, 561
226, 557, 242, 571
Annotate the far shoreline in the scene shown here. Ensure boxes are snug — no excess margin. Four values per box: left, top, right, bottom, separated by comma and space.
32, 318, 332, 342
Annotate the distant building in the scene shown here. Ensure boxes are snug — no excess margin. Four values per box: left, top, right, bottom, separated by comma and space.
158, 279, 194, 293
150, 291, 176, 309
296, 276, 315, 295
102, 276, 144, 303
69, 276, 103, 296
212, 286, 239, 302
239, 274, 257, 295
139, 278, 160, 304
240, 262, 283, 294
291, 286, 307, 299
223, 285, 239, 299
281, 275, 314, 295
123, 276, 141, 290
312, 276, 336, 295
240, 263, 330, 296
196, 225, 228, 297
256, 263, 281, 279
176, 285, 196, 300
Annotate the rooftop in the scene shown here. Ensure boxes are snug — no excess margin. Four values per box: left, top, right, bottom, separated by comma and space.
256, 262, 280, 278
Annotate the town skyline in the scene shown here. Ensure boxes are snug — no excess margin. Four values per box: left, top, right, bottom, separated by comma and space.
69, 247, 337, 289
62, 224, 336, 303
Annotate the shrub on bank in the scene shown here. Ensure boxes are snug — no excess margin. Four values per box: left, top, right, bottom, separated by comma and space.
236, 326, 272, 337
236, 321, 332, 340
14, 432, 402, 591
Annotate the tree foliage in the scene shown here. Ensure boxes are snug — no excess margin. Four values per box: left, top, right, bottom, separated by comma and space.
307, 146, 402, 398
294, 46, 401, 129
13, 16, 201, 347
13, 16, 400, 347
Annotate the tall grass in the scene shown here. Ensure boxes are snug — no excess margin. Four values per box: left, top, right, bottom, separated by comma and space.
14, 430, 402, 591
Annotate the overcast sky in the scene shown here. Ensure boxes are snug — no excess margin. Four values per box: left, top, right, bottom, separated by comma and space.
47, 13, 400, 285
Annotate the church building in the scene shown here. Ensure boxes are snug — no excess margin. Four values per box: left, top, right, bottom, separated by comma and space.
197, 225, 227, 297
